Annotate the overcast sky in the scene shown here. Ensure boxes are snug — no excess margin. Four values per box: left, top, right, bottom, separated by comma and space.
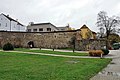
0, 0, 120, 32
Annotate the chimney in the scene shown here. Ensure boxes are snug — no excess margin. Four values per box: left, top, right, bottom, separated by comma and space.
66, 23, 70, 28
29, 22, 34, 26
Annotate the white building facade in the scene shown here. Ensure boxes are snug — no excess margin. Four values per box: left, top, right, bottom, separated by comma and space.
27, 23, 58, 32
0, 13, 26, 32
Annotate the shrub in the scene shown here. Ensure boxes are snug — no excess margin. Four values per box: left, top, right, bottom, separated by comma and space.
101, 49, 109, 55
89, 50, 103, 56
3, 43, 14, 51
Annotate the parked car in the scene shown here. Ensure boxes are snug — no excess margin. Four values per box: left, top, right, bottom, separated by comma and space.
112, 43, 120, 50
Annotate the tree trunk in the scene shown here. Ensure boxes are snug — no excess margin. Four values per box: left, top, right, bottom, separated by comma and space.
106, 34, 109, 49
73, 44, 75, 52
53, 48, 54, 51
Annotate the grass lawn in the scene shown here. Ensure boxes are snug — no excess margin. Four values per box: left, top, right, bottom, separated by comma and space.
0, 51, 111, 80
15, 48, 88, 56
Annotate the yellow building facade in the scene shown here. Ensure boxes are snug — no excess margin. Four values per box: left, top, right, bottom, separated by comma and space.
80, 25, 96, 39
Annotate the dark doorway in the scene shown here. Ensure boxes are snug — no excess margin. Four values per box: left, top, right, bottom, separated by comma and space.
28, 41, 34, 48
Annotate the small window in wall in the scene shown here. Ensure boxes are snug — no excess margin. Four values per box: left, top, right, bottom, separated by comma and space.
61, 29, 64, 31
1, 18, 2, 20
33, 29, 37, 32
39, 28, 43, 31
27, 29, 31, 32
47, 28, 51, 31
0, 23, 1, 27
5, 23, 7, 27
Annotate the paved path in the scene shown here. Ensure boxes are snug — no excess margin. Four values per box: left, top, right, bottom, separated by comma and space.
30, 48, 89, 53
90, 50, 120, 80
1, 50, 100, 59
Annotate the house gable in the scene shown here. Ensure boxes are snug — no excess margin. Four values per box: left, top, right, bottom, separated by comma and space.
0, 13, 26, 31
80, 24, 96, 39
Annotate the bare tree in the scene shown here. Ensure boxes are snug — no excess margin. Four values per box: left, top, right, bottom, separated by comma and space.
96, 11, 120, 48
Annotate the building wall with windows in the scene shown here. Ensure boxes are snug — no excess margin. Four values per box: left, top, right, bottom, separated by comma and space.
19, 24, 26, 32
27, 23, 58, 32
11, 20, 18, 31
57, 27, 68, 31
0, 13, 26, 32
0, 14, 10, 31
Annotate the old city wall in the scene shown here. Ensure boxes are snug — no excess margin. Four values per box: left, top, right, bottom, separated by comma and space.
75, 39, 106, 51
0, 31, 77, 48
0, 31, 106, 50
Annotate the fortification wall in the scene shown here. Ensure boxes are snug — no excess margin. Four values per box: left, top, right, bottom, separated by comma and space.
0, 31, 77, 48
0, 31, 105, 51
75, 39, 106, 51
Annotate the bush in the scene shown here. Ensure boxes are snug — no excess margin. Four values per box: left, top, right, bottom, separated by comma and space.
3, 43, 14, 51
89, 50, 103, 56
101, 49, 109, 55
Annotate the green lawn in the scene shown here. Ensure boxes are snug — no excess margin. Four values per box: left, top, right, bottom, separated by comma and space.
15, 48, 88, 56
0, 51, 111, 80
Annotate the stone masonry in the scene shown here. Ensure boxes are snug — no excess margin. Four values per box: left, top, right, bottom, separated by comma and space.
0, 30, 105, 50
0, 31, 77, 49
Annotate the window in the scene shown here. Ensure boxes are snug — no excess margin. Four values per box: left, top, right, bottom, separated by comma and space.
5, 23, 7, 27
61, 29, 64, 31
33, 29, 37, 32
27, 29, 31, 32
39, 28, 43, 31
1, 18, 2, 20
0, 23, 1, 27
47, 28, 51, 31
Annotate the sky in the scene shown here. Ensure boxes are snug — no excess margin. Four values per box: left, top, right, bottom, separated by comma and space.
0, 0, 120, 32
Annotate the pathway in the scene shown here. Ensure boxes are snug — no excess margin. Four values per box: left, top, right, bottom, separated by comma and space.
1, 50, 99, 59
90, 50, 120, 80
30, 48, 88, 53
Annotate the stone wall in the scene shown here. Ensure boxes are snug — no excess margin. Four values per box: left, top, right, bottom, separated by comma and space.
0, 31, 77, 49
75, 39, 106, 51
0, 31, 106, 51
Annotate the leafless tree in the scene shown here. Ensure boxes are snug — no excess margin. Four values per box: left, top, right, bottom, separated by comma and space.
96, 11, 120, 48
